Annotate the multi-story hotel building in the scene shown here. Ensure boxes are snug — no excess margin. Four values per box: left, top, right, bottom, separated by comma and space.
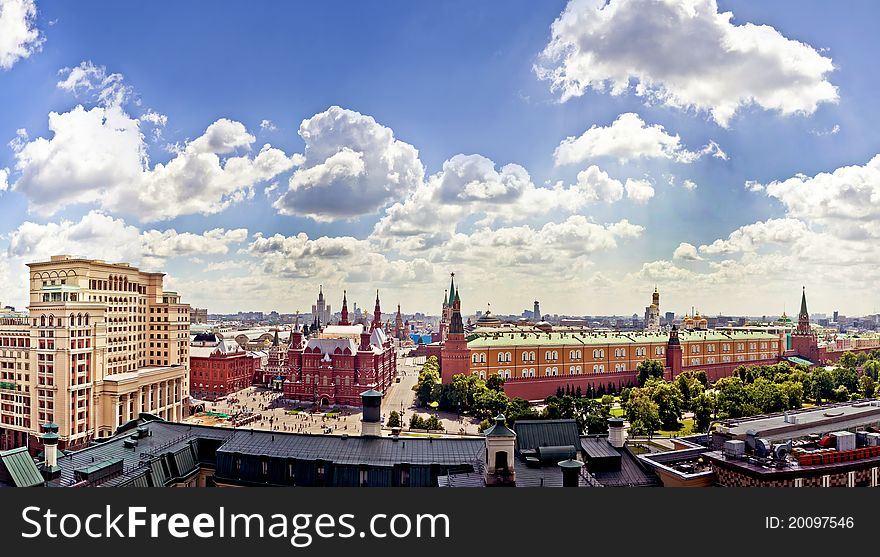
0, 255, 191, 453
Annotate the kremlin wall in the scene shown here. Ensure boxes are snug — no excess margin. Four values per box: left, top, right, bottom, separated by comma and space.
430, 276, 879, 402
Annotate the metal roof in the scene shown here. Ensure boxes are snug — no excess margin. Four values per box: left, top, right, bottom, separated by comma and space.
467, 329, 778, 348
590, 447, 661, 487
218, 431, 485, 467
580, 436, 622, 460
0, 447, 44, 487
514, 419, 581, 452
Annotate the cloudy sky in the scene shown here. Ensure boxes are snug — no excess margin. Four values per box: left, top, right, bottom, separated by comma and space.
0, 0, 878, 317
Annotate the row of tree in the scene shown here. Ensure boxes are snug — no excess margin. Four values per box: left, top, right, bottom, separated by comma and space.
410, 350, 880, 437
624, 353, 880, 437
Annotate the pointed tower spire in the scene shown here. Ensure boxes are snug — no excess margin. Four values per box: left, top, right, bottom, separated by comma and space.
799, 286, 808, 319
272, 328, 279, 347
450, 288, 464, 335
371, 289, 383, 331
340, 290, 350, 326
448, 272, 456, 306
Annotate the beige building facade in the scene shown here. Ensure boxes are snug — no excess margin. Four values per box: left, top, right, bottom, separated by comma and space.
0, 255, 191, 453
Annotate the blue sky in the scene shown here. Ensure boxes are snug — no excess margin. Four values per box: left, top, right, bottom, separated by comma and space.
1, 0, 879, 317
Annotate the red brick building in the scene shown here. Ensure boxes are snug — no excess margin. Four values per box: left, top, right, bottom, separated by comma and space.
438, 278, 782, 401
283, 292, 397, 407
190, 334, 257, 400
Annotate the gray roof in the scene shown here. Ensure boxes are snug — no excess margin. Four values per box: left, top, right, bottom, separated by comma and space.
580, 436, 622, 460
718, 401, 880, 442
49, 421, 230, 487
0, 447, 44, 487
219, 431, 485, 467
514, 419, 581, 452
589, 446, 661, 487
45, 418, 486, 486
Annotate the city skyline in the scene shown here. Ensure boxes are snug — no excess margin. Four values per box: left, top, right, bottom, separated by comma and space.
1, 1, 880, 316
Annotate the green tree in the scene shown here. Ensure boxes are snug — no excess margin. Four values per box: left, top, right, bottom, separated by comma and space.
859, 375, 876, 398
812, 369, 835, 404
409, 414, 425, 430
692, 392, 714, 433
451, 373, 486, 410
832, 385, 851, 402
837, 351, 859, 369
637, 359, 665, 386
486, 373, 506, 392
715, 376, 748, 418
386, 411, 401, 428
424, 414, 444, 431
864, 360, 880, 381
833, 367, 859, 393
413, 356, 441, 405
625, 389, 661, 437
504, 397, 540, 426
473, 388, 509, 420
644, 378, 684, 429
781, 381, 804, 409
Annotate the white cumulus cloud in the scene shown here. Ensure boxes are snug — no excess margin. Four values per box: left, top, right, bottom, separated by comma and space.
273, 106, 424, 221
0, 0, 43, 70
535, 0, 838, 127
554, 112, 724, 165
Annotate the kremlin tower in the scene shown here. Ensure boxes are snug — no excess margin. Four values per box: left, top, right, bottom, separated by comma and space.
441, 285, 470, 383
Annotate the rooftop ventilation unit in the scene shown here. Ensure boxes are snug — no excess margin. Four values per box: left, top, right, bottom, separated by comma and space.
772, 441, 792, 461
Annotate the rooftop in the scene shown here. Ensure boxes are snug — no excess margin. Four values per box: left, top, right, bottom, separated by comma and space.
467, 329, 778, 348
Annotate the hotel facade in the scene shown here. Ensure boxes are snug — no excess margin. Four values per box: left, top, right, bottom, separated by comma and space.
0, 256, 191, 453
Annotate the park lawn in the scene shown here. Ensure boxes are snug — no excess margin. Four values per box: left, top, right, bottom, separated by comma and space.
657, 417, 695, 437
610, 407, 625, 417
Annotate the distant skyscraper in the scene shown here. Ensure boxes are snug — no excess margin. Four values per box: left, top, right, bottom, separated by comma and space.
833, 310, 839, 322
533, 300, 541, 321
644, 287, 661, 331
310, 285, 331, 327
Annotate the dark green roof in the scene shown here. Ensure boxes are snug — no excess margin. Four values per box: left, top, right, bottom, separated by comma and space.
514, 419, 580, 451
484, 415, 515, 438
0, 447, 44, 487
785, 355, 814, 367
799, 287, 809, 319
360, 389, 383, 398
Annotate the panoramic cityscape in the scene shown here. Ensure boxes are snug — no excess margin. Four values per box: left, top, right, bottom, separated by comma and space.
1, 0, 880, 490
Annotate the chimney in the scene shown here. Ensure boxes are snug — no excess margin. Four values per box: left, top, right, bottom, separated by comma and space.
360, 389, 383, 437
484, 414, 516, 486
41, 422, 61, 481
558, 459, 584, 487
608, 417, 626, 448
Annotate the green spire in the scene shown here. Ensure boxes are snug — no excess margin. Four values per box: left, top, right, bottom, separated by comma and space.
799, 286, 808, 319
447, 272, 456, 305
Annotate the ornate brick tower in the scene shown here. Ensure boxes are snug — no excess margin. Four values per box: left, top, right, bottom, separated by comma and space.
340, 290, 350, 326
394, 304, 405, 340
438, 273, 456, 343
666, 324, 682, 377
370, 290, 383, 331
791, 286, 820, 363
441, 289, 470, 383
